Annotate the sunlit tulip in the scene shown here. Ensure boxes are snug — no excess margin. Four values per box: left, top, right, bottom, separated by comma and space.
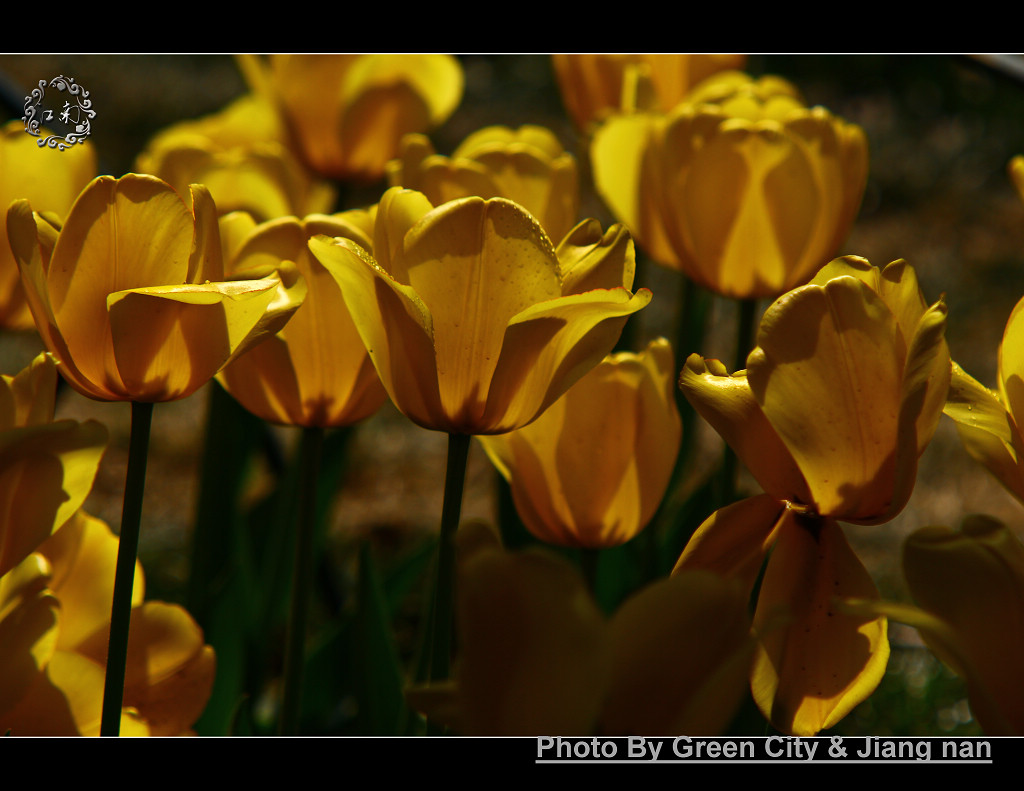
6, 173, 306, 403
675, 256, 950, 735
387, 126, 579, 241
1010, 155, 1024, 202
551, 54, 746, 132
216, 210, 387, 427
0, 119, 96, 329
0, 352, 106, 578
308, 187, 650, 436
408, 523, 751, 735
247, 54, 464, 182
1, 510, 215, 735
591, 72, 868, 298
478, 338, 680, 548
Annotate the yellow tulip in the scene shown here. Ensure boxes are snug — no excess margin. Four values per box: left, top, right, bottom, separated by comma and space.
248, 54, 464, 182
551, 54, 747, 132
1010, 155, 1024, 202
1, 510, 215, 735
216, 210, 388, 427
408, 523, 752, 735
0, 352, 106, 579
591, 72, 868, 298
6, 173, 306, 403
0, 119, 97, 330
308, 187, 651, 436
387, 125, 579, 242
675, 256, 950, 735
478, 337, 680, 548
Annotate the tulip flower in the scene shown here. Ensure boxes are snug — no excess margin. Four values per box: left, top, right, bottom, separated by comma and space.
407, 523, 752, 735
216, 210, 387, 427
308, 187, 651, 437
0, 119, 96, 329
246, 54, 464, 182
1010, 155, 1024, 202
387, 125, 579, 242
478, 337, 680, 548
1, 510, 215, 735
675, 256, 950, 735
6, 173, 307, 403
0, 352, 106, 578
591, 72, 868, 299
551, 54, 746, 132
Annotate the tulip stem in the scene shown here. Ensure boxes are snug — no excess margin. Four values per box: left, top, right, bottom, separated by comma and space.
279, 425, 325, 735
100, 400, 154, 737
428, 432, 471, 682
719, 299, 759, 506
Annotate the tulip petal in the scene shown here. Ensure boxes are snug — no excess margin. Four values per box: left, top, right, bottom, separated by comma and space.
747, 277, 904, 519
943, 362, 1024, 502
0, 351, 58, 431
556, 220, 635, 294
999, 294, 1024, 429
751, 514, 888, 736
106, 267, 305, 402
902, 519, 1024, 734
601, 570, 752, 735
679, 354, 811, 504
0, 554, 60, 713
673, 493, 788, 596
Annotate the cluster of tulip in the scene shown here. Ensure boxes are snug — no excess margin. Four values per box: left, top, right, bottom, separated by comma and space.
1, 53, 1022, 738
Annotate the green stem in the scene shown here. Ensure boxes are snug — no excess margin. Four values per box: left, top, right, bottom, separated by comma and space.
100, 400, 154, 737
278, 425, 325, 735
428, 432, 471, 683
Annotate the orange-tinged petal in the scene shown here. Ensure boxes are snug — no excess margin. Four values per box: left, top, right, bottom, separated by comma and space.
0, 351, 58, 431
673, 493, 788, 596
679, 354, 811, 504
456, 545, 610, 735
747, 277, 904, 520
557, 220, 635, 294
902, 518, 1024, 734
751, 514, 888, 736
601, 570, 752, 735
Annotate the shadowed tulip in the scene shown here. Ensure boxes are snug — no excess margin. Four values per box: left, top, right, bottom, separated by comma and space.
0, 120, 96, 329
1, 510, 214, 735
6, 174, 306, 403
407, 523, 752, 735
216, 210, 388, 427
308, 187, 650, 436
591, 72, 867, 298
478, 337, 680, 548
551, 54, 746, 132
675, 256, 950, 735
246, 54, 464, 182
387, 126, 579, 242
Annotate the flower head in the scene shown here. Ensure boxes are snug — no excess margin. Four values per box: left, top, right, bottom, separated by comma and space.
591, 72, 868, 298
675, 256, 950, 734
6, 174, 306, 402
0, 120, 97, 330
248, 54, 464, 182
551, 54, 746, 132
216, 210, 387, 427
478, 338, 680, 548
308, 187, 650, 435
387, 125, 579, 241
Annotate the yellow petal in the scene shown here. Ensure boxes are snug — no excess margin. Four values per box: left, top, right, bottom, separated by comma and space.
999, 293, 1024, 429
0, 420, 107, 577
0, 351, 58, 431
902, 518, 1024, 734
679, 354, 811, 504
602, 570, 752, 735
0, 554, 60, 713
747, 277, 905, 520
673, 493, 788, 596
557, 220, 635, 294
751, 515, 888, 736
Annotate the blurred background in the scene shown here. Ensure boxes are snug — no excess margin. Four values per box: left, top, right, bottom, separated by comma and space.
2, 53, 1023, 735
